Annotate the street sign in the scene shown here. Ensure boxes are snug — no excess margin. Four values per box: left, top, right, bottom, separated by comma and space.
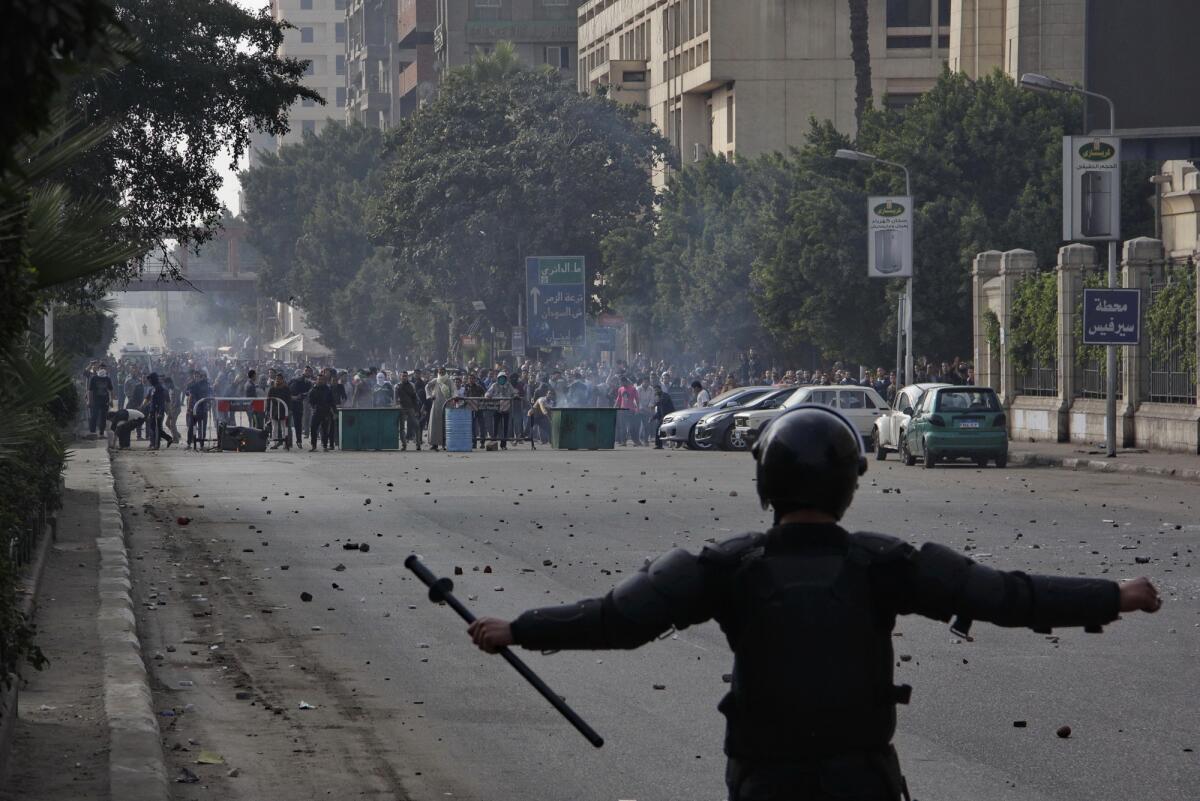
460, 334, 479, 348
1063, 136, 1121, 242
597, 312, 625, 327
1083, 288, 1141, 345
591, 326, 616, 350
511, 327, 525, 356
867, 196, 913, 278
526, 256, 585, 348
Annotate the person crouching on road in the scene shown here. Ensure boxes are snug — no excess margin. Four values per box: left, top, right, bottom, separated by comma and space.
107, 408, 145, 449
467, 405, 1162, 801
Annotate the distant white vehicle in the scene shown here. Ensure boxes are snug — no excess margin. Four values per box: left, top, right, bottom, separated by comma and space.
872, 383, 951, 460
733, 385, 890, 448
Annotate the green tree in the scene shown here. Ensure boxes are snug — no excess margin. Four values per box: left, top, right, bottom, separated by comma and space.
848, 0, 872, 129
63, 0, 319, 287
372, 44, 671, 356
241, 122, 391, 359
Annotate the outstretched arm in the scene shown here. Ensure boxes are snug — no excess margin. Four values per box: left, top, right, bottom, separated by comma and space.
469, 548, 714, 653
901, 542, 1161, 632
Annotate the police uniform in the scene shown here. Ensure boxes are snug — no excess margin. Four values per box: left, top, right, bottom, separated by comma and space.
503, 406, 1122, 801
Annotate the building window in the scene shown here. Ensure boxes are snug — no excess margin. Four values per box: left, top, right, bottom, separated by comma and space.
336, 54, 345, 75
335, 22, 346, 43
884, 93, 921, 111
622, 70, 646, 83
300, 0, 312, 9
336, 86, 346, 107
335, 0, 346, 8
938, 0, 950, 26
475, 0, 500, 6
303, 60, 315, 75
544, 45, 569, 69
937, 34, 950, 48
886, 0, 930, 27
300, 26, 314, 43
726, 93, 734, 144
302, 120, 316, 134
887, 35, 931, 49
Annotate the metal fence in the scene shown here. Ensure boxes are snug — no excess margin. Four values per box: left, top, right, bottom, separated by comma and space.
1018, 361, 1058, 397
1147, 279, 1197, 404
9, 504, 51, 569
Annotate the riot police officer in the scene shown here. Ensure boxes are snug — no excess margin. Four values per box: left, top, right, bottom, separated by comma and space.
467, 405, 1161, 801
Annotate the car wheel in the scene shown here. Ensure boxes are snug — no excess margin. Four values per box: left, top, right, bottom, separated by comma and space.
995, 454, 1008, 468
724, 426, 748, 451
923, 444, 937, 469
901, 438, 916, 467
687, 428, 711, 451
873, 428, 887, 461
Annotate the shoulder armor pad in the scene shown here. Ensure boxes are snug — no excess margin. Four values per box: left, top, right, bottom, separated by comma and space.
849, 531, 913, 563
698, 532, 765, 568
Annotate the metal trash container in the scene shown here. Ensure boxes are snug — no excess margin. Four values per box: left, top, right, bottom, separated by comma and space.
338, 407, 401, 451
445, 407, 473, 452
549, 408, 618, 450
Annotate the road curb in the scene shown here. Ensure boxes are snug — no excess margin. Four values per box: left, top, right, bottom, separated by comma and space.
1010, 450, 1200, 483
96, 449, 169, 801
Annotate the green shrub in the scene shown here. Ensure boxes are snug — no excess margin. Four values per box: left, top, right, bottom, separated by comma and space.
1008, 271, 1057, 375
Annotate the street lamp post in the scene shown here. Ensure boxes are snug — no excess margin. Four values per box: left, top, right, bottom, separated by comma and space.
1020, 73, 1119, 457
835, 148, 914, 385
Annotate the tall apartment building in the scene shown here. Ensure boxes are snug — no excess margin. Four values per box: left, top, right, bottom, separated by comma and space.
396, 0, 438, 116
434, 0, 581, 78
270, 0, 351, 147
577, 0, 951, 174
949, 0, 1083, 84
346, 0, 398, 128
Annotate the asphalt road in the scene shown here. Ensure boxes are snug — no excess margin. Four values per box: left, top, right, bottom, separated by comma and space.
116, 443, 1200, 801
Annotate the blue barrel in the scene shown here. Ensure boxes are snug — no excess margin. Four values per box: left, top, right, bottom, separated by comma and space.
445, 407, 473, 452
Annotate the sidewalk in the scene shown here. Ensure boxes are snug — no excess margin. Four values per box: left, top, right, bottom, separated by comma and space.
0, 439, 165, 801
1009, 439, 1200, 482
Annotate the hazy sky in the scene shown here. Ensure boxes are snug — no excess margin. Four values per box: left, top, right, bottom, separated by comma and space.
216, 0, 273, 215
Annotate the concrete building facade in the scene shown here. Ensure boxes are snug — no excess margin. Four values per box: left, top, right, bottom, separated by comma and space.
269, 0, 351, 148
949, 0, 1084, 85
346, 0, 398, 129
434, 0, 581, 79
575, 0, 952, 172
396, 0, 439, 117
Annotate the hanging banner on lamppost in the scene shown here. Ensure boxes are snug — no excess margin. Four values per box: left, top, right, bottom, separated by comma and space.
867, 196, 913, 278
526, 256, 585, 348
1063, 136, 1121, 242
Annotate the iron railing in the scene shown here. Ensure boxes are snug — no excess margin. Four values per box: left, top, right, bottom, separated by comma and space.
1147, 279, 1197, 404
1018, 362, 1058, 397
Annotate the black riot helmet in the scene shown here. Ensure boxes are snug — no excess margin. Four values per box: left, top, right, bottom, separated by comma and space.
751, 405, 868, 521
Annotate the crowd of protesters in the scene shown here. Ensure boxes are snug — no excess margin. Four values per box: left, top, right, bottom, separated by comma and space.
78, 348, 974, 453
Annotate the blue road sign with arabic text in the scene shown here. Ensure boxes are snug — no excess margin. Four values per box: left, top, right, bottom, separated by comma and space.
526, 256, 585, 348
1083, 288, 1141, 345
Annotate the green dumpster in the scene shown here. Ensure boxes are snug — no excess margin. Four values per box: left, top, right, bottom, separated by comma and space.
338, 407, 402, 451
549, 408, 618, 450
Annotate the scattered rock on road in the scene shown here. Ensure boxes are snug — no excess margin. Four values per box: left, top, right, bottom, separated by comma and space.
1057, 725, 1072, 738
300, 592, 313, 602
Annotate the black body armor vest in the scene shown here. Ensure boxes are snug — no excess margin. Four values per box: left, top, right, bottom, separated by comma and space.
715, 526, 908, 760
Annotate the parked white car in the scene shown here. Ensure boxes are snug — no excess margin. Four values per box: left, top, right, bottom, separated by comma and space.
733, 385, 891, 448
872, 383, 950, 460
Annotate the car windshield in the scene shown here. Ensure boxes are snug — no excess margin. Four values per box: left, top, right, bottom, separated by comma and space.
711, 388, 766, 407
935, 389, 1000, 412
779, 386, 816, 409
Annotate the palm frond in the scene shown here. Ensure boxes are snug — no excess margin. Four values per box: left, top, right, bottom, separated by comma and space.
25, 183, 146, 288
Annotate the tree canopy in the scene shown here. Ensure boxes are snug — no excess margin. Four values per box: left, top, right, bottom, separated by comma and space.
370, 45, 671, 355
603, 69, 1156, 366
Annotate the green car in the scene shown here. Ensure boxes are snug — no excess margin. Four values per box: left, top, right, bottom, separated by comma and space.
901, 386, 1008, 468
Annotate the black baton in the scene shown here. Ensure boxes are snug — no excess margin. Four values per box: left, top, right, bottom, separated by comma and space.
404, 555, 604, 748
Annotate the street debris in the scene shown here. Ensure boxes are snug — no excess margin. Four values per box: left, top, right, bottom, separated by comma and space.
1057, 725, 1072, 738
176, 767, 200, 784
298, 701, 316, 710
